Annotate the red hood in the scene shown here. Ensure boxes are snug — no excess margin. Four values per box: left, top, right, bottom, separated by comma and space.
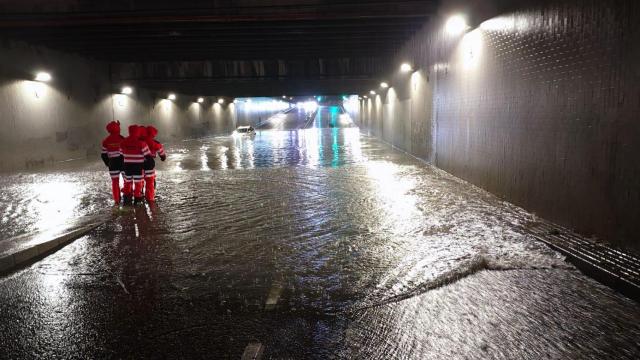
138, 126, 149, 140
147, 126, 158, 139
128, 125, 141, 138
106, 120, 120, 134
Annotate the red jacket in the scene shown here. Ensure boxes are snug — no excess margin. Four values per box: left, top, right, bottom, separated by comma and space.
101, 133, 124, 158
146, 126, 166, 160
101, 121, 124, 165
121, 125, 151, 164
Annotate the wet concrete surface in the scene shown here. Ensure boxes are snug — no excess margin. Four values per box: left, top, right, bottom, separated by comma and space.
0, 106, 639, 358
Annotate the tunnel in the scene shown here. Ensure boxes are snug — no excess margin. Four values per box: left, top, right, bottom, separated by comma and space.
0, 0, 639, 358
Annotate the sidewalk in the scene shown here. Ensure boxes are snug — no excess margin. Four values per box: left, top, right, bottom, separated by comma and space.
0, 214, 106, 274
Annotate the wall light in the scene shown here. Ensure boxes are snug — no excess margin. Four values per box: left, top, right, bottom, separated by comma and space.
35, 72, 51, 82
400, 63, 413, 72
446, 14, 468, 35
282, 95, 287, 99
364, 95, 368, 99
218, 98, 225, 104
197, 97, 204, 103
121, 86, 133, 95
168, 93, 176, 100
369, 90, 376, 95
380, 82, 389, 88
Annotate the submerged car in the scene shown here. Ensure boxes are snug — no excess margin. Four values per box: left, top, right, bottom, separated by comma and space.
233, 126, 256, 136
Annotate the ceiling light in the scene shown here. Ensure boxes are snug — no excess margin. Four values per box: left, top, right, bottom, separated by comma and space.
218, 98, 224, 104
400, 63, 413, 72
121, 86, 133, 95
197, 97, 204, 103
446, 15, 468, 35
380, 82, 389, 88
35, 72, 51, 82
369, 90, 376, 95
168, 93, 176, 100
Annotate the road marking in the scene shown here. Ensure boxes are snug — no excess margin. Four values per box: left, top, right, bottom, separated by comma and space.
116, 276, 130, 295
241, 342, 264, 360
265, 282, 284, 310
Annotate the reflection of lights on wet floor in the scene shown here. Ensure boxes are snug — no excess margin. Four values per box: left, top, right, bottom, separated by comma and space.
268, 113, 287, 128
245, 139, 255, 169
338, 114, 353, 126
200, 145, 210, 171
343, 128, 365, 162
302, 128, 321, 167
30, 181, 82, 233
40, 273, 69, 306
218, 146, 229, 170
365, 161, 419, 234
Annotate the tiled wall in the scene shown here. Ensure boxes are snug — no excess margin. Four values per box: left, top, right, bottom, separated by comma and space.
358, 0, 640, 248
0, 40, 237, 171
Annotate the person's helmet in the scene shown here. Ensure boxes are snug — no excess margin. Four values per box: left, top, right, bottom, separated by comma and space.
147, 126, 158, 139
106, 120, 120, 134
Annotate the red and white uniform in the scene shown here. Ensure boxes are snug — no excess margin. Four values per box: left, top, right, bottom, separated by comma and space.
121, 125, 152, 200
144, 126, 166, 179
142, 126, 166, 202
121, 140, 151, 165
101, 135, 124, 163
148, 140, 166, 159
101, 121, 124, 204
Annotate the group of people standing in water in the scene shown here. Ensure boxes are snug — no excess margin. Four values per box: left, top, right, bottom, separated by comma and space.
101, 121, 166, 205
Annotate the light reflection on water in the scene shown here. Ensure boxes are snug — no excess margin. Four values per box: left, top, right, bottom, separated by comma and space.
2, 121, 639, 359
30, 181, 81, 232
161, 127, 368, 172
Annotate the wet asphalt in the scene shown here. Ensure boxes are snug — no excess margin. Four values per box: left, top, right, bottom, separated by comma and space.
0, 106, 639, 359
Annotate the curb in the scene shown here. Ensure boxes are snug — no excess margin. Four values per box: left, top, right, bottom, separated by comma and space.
0, 221, 105, 275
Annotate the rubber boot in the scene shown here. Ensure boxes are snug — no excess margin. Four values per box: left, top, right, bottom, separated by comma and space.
134, 180, 145, 204
145, 177, 155, 202
122, 180, 133, 205
111, 178, 121, 204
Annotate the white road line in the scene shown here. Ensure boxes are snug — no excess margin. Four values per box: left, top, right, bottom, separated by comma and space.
265, 282, 284, 311
240, 342, 264, 360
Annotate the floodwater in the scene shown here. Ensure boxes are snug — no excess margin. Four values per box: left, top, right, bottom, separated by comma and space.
0, 106, 639, 358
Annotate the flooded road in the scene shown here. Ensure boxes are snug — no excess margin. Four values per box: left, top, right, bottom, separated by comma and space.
1, 106, 639, 358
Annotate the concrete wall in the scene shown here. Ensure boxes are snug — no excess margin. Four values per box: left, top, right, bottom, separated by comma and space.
0, 40, 236, 171
356, 0, 640, 249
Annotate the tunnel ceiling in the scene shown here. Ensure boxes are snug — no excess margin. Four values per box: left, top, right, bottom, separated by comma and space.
0, 0, 438, 96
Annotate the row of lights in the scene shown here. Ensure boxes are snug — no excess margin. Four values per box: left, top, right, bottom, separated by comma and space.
361, 14, 469, 99
364, 62, 415, 98
34, 16, 469, 103
32, 74, 231, 105
122, 87, 229, 104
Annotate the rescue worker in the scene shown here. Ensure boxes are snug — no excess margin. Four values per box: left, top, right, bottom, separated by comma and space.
143, 125, 166, 202
120, 125, 153, 204
101, 120, 124, 204
137, 124, 149, 195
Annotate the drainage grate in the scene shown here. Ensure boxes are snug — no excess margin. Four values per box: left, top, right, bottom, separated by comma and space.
527, 222, 640, 301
